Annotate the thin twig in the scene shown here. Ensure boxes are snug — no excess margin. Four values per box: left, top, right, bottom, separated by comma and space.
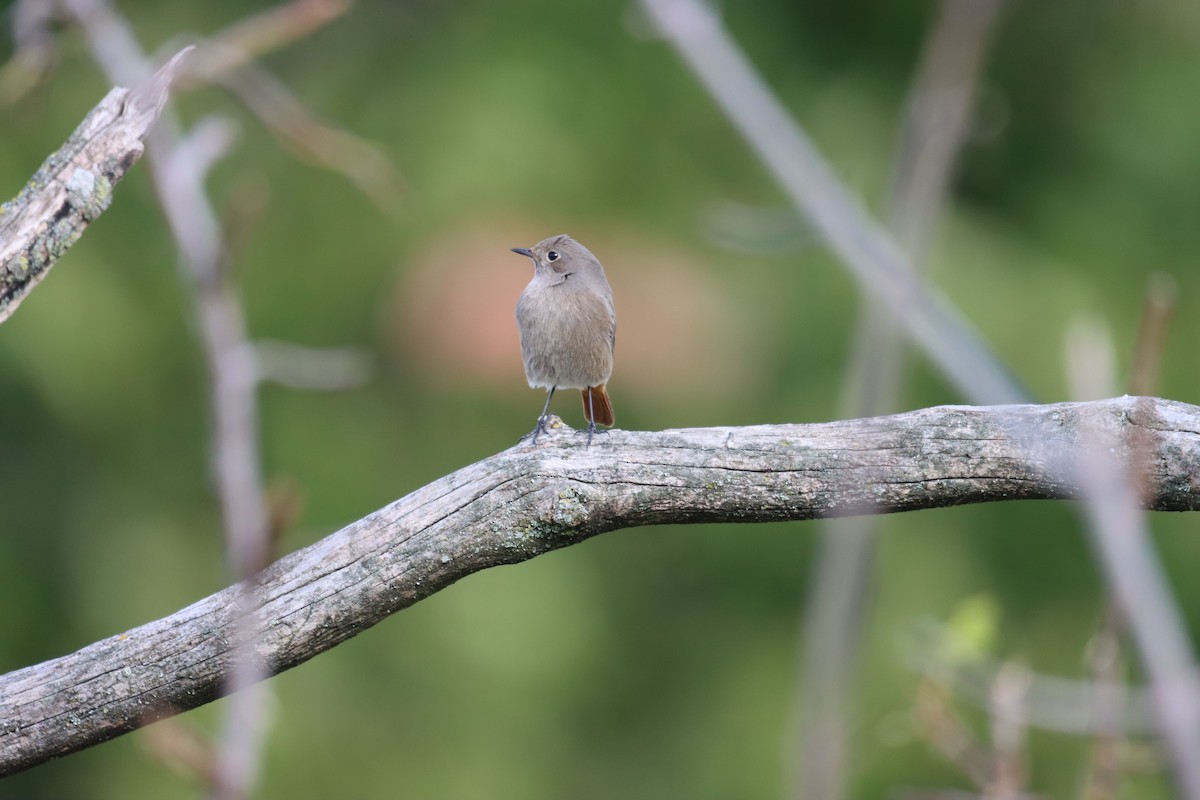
218, 62, 403, 210
794, 3, 1004, 797
174, 0, 354, 88
638, 0, 1027, 406
0, 0, 59, 104
638, 2, 1200, 794
905, 621, 1153, 736
1128, 274, 1176, 399
167, 0, 402, 209
60, 1, 274, 796
1078, 606, 1127, 800
914, 675, 993, 787
1066, 323, 1200, 798
253, 340, 373, 390
19, 0, 387, 791
986, 663, 1030, 799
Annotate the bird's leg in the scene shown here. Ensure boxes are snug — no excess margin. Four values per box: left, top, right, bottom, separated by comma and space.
573, 386, 608, 447
586, 387, 596, 447
530, 386, 556, 444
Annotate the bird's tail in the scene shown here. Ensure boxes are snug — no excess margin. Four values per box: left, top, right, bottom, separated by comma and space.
581, 384, 615, 427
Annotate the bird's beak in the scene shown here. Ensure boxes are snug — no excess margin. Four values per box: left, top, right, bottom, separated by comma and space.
511, 247, 533, 258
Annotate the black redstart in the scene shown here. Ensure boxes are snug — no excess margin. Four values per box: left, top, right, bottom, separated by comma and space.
511, 234, 616, 446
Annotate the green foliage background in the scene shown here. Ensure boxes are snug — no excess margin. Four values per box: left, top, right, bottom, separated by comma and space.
2, 0, 1199, 797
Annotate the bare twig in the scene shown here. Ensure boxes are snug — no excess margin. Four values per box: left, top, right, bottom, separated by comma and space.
16, 1, 388, 792
1128, 274, 1176, 399
914, 672, 993, 787
638, 0, 1027, 406
253, 340, 373, 390
986, 663, 1030, 799
2, 397, 1200, 776
1065, 319, 1117, 403
905, 621, 1155, 736
0, 0, 59, 104
1066, 327, 1200, 798
140, 718, 220, 788
174, 0, 353, 87
1079, 607, 1127, 800
1074, 274, 1180, 799
59, 2, 273, 796
169, 0, 402, 208
638, 2, 1200, 794
219, 62, 402, 210
884, 0, 1006, 265
794, 3, 1005, 797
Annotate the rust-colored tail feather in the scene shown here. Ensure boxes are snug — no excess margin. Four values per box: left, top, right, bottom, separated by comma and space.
581, 384, 615, 427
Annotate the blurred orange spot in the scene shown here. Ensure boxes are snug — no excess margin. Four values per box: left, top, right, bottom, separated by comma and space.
391, 221, 762, 411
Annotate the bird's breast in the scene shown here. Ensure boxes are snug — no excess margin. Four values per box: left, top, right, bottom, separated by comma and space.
516, 282, 615, 390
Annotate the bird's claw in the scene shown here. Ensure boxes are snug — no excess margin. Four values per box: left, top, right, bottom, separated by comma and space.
521, 415, 552, 445
573, 421, 610, 448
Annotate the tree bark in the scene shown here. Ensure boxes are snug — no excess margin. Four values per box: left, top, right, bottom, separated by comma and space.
2, 396, 1199, 776
0, 49, 188, 324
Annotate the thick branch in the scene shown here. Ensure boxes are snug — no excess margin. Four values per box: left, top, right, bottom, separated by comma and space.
0, 49, 188, 324
3, 396, 1199, 775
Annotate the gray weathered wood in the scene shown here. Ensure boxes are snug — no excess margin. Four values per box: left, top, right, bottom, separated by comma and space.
2, 396, 1199, 775
0, 49, 189, 324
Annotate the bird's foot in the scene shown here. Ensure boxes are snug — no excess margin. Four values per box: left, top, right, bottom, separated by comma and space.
574, 421, 610, 448
521, 415, 554, 445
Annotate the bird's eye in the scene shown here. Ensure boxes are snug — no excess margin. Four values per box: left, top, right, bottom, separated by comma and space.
547, 251, 560, 262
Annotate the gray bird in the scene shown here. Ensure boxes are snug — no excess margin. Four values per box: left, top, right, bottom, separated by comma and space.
511, 234, 616, 445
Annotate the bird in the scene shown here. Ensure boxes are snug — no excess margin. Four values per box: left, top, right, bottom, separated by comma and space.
511, 234, 616, 446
